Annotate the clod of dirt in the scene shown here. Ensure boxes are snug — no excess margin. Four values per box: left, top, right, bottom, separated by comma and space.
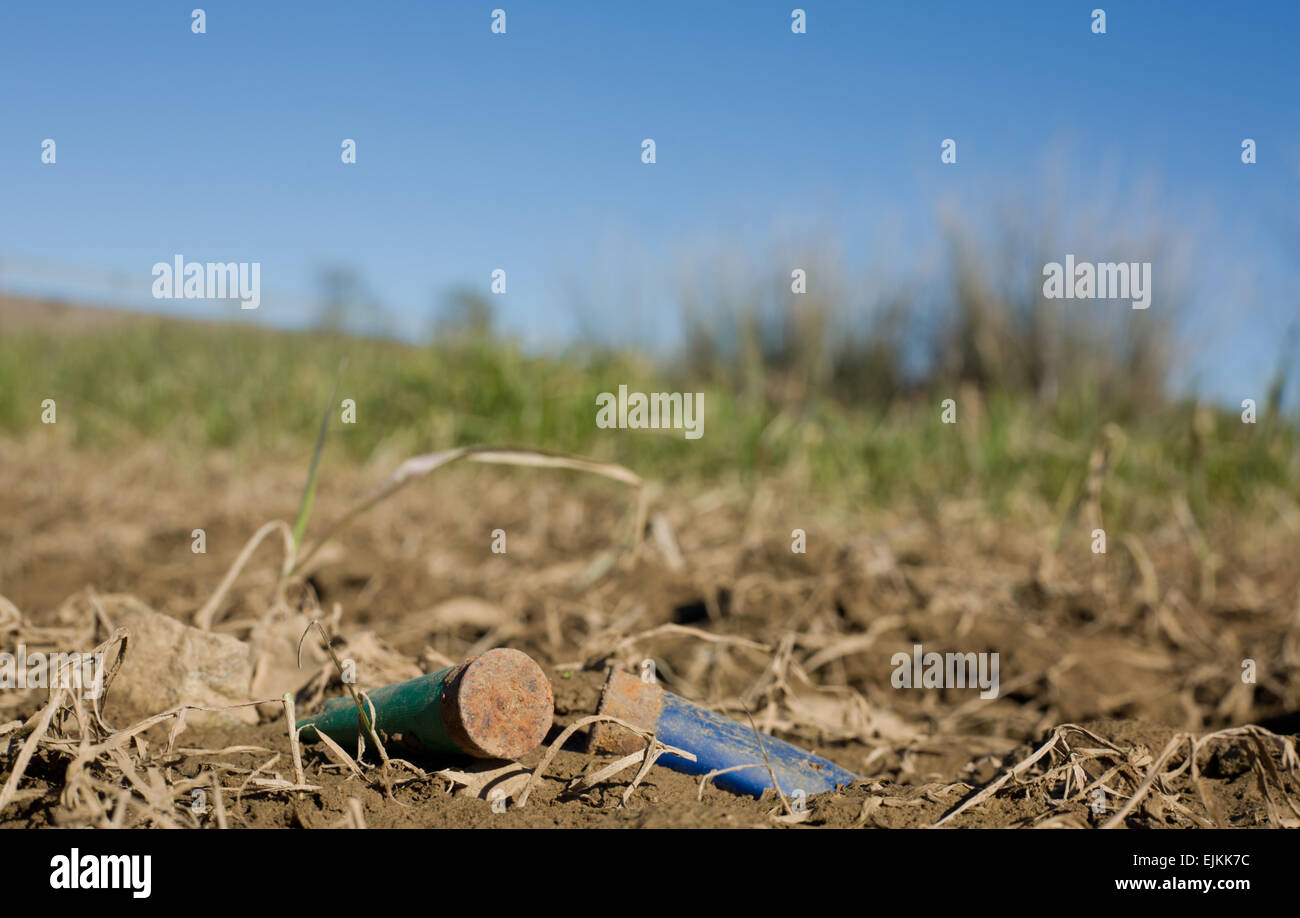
1205, 744, 1251, 779
96, 595, 256, 726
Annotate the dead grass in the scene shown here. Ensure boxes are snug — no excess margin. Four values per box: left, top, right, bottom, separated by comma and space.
1, 437, 1298, 828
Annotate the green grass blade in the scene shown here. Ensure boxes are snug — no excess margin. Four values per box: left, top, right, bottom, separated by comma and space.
292, 360, 346, 548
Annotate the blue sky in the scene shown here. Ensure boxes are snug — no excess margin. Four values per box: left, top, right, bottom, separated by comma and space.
1, 1, 1296, 401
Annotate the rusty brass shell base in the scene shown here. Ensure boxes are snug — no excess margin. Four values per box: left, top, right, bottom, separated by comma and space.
440, 648, 554, 759
587, 668, 665, 755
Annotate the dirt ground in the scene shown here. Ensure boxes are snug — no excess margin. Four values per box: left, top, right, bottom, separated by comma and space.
2, 434, 1299, 828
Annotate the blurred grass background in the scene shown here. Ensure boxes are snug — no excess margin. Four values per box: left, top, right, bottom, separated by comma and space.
1, 222, 1296, 536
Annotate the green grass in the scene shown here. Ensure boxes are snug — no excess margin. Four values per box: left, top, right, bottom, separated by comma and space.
1, 314, 1296, 533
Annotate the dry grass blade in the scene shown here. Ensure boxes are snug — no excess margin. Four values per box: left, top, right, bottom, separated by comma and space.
283, 693, 306, 788
1100, 734, 1187, 829
306, 725, 365, 780
801, 615, 905, 673
0, 594, 23, 631
932, 727, 1067, 827
347, 797, 366, 829
210, 774, 228, 829
569, 751, 649, 792
610, 623, 770, 655
696, 763, 767, 800
174, 745, 271, 756
742, 707, 793, 816
0, 686, 68, 814
649, 513, 686, 571
618, 743, 667, 807
194, 520, 296, 630
516, 714, 695, 808
437, 761, 531, 800
85, 700, 275, 757
292, 445, 644, 575
295, 619, 390, 767
568, 738, 696, 806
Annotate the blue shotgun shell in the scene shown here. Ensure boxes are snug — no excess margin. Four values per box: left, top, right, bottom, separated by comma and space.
588, 668, 860, 797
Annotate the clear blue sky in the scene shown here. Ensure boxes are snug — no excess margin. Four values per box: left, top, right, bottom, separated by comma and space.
1, 1, 1296, 402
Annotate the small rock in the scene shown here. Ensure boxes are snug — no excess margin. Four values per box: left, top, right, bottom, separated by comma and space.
98, 595, 256, 727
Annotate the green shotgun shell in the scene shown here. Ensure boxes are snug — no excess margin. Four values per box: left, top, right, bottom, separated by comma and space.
296, 648, 554, 760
